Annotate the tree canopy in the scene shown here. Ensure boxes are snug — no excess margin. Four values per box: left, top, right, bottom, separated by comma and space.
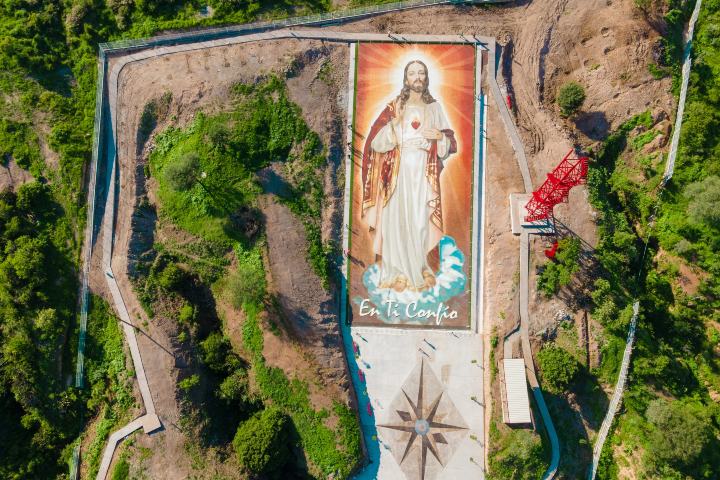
537, 344, 580, 393
233, 407, 291, 476
557, 81, 586, 116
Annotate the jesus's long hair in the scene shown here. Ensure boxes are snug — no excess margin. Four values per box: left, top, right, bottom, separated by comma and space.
398, 60, 435, 109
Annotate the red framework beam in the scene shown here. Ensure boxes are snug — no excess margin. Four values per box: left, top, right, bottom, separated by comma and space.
524, 149, 589, 223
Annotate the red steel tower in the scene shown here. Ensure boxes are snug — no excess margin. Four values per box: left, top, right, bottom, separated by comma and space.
524, 149, 589, 223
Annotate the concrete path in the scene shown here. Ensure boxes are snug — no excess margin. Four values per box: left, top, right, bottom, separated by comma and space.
95, 150, 160, 480
95, 414, 162, 480
520, 233, 560, 480
488, 37, 559, 479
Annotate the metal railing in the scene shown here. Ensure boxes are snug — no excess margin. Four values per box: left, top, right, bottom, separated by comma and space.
587, 301, 639, 480
99, 0, 503, 53
75, 50, 107, 389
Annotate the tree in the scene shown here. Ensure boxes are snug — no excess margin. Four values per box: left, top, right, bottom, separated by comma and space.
685, 175, 720, 228
537, 344, 579, 393
200, 332, 231, 373
557, 81, 586, 116
164, 152, 200, 191
645, 399, 714, 476
233, 407, 290, 476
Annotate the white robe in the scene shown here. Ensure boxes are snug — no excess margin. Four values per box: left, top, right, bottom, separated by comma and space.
369, 101, 452, 289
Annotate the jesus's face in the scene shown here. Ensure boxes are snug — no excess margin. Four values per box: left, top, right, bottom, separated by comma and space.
405, 62, 428, 93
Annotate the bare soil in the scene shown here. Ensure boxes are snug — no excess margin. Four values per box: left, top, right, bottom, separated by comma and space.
0, 158, 32, 191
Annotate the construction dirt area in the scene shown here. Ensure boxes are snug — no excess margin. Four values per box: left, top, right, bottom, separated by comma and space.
88, 0, 677, 477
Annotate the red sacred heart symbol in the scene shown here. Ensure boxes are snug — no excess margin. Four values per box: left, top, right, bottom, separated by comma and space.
411, 119, 421, 130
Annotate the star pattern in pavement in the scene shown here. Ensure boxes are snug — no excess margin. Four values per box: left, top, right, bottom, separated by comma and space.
379, 359, 468, 480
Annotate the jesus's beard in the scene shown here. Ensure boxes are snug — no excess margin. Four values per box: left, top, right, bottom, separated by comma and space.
408, 80, 425, 94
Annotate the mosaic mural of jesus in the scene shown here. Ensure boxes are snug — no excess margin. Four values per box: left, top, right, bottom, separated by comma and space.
361, 60, 457, 293
349, 43, 477, 327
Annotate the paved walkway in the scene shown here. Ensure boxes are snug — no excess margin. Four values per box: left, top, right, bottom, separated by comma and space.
488, 37, 560, 479
95, 148, 160, 480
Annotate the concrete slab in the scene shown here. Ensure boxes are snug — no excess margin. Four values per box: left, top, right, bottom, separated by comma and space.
509, 193, 554, 235
351, 327, 484, 480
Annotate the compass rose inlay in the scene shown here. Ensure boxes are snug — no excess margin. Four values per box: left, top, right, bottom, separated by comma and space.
378, 358, 468, 480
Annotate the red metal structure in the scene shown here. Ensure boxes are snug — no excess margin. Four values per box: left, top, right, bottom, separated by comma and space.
544, 241, 559, 259
524, 149, 589, 223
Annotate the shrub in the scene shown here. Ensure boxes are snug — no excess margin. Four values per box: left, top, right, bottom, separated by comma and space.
233, 407, 290, 476
178, 303, 195, 324
178, 374, 199, 392
489, 429, 546, 479
217, 369, 250, 404
156, 263, 187, 291
537, 237, 582, 297
224, 248, 266, 308
537, 344, 580, 393
557, 81, 586, 116
200, 332, 231, 373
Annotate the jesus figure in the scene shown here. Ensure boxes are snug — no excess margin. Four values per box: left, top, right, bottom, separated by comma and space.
361, 60, 457, 293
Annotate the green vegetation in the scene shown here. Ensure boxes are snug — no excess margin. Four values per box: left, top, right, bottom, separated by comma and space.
0, 0, 384, 475
0, 0, 352, 476
557, 81, 586, 116
537, 344, 580, 394
241, 305, 362, 478
537, 236, 582, 297
0, 182, 81, 478
82, 297, 135, 478
149, 78, 332, 284
488, 428, 546, 480
585, 1, 720, 474
233, 407, 291, 477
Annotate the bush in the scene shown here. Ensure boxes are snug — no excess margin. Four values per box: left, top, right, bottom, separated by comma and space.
224, 247, 266, 308
178, 374, 199, 392
557, 81, 586, 116
233, 407, 290, 476
156, 263, 187, 291
178, 303, 195, 323
537, 237, 582, 297
537, 344, 580, 393
217, 369, 250, 404
199, 331, 232, 373
489, 429, 546, 479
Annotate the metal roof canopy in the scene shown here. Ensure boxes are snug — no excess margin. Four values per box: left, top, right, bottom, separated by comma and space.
502, 358, 532, 424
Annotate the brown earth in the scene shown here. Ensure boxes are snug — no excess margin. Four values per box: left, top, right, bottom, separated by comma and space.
0, 158, 33, 191
91, 1, 676, 477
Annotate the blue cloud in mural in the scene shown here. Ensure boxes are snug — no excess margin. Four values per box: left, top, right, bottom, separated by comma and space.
354, 236, 467, 325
